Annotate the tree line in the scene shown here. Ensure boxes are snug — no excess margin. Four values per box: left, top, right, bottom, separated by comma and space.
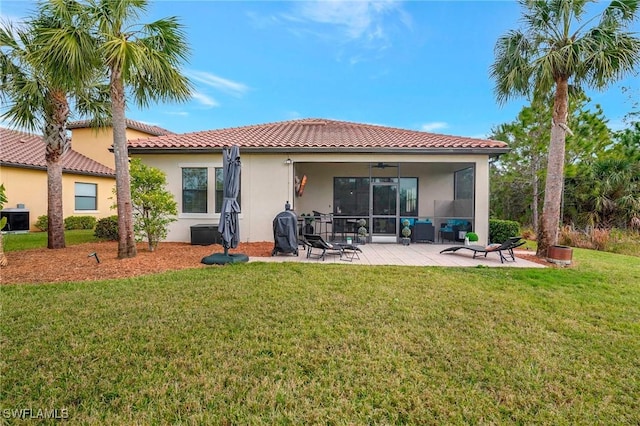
490, 93, 640, 234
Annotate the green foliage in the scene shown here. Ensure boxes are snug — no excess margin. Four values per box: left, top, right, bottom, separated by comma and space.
402, 219, 411, 238
490, 95, 613, 228
466, 232, 479, 242
4, 229, 98, 252
357, 218, 368, 237
129, 159, 177, 251
64, 215, 97, 230
35, 215, 48, 231
94, 216, 119, 241
489, 219, 520, 244
0, 184, 6, 231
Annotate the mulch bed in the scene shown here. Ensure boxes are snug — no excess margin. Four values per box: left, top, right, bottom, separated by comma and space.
1, 241, 274, 285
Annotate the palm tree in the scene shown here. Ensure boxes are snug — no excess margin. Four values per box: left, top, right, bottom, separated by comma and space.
0, 184, 8, 267
86, 0, 192, 258
0, 5, 106, 250
490, 0, 640, 258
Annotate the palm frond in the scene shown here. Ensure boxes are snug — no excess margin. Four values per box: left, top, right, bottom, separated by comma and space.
491, 30, 535, 103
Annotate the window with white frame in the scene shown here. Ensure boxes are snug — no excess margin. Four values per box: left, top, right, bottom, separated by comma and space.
75, 182, 97, 210
181, 166, 241, 214
182, 168, 208, 213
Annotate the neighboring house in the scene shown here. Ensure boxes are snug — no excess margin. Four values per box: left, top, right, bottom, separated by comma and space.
0, 127, 115, 231
67, 119, 174, 169
0, 119, 172, 231
128, 118, 509, 245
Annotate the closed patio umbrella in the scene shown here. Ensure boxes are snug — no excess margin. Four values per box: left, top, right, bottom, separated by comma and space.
202, 146, 248, 264
219, 145, 241, 253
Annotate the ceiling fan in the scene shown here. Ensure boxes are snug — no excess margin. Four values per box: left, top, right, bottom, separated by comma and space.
372, 162, 398, 169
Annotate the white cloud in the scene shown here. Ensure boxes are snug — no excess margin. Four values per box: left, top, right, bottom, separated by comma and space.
186, 70, 249, 98
285, 0, 410, 50
286, 111, 302, 120
294, 0, 400, 41
191, 92, 219, 108
421, 122, 448, 132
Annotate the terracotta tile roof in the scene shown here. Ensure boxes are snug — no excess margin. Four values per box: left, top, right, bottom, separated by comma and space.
0, 127, 115, 177
67, 118, 174, 136
127, 118, 509, 153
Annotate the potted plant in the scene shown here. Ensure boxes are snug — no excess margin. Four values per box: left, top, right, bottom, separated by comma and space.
401, 219, 411, 245
465, 232, 478, 245
357, 218, 368, 244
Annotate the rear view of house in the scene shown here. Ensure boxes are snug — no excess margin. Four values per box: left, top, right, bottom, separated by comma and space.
128, 118, 509, 245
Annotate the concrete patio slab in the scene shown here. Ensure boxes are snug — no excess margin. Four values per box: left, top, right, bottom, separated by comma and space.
251, 243, 544, 268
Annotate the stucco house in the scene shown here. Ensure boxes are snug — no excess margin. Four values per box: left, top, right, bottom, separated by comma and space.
0, 119, 172, 231
0, 127, 115, 231
128, 118, 509, 245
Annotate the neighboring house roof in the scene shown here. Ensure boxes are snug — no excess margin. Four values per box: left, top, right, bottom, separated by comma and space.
0, 127, 115, 177
67, 118, 174, 136
127, 118, 509, 155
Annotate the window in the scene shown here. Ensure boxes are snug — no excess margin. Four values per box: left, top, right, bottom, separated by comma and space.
215, 168, 241, 213
333, 177, 370, 216
400, 178, 418, 216
454, 167, 474, 200
75, 182, 97, 210
182, 168, 208, 213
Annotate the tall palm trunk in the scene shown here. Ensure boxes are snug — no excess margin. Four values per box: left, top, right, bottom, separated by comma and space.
537, 78, 569, 257
110, 67, 137, 259
44, 90, 70, 249
0, 233, 7, 267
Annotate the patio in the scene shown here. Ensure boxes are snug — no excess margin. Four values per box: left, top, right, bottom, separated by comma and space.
254, 242, 545, 268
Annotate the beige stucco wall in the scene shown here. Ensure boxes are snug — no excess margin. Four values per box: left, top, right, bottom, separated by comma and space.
70, 127, 155, 170
0, 165, 115, 231
136, 152, 492, 244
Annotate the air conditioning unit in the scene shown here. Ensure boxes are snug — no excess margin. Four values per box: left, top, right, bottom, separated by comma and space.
1, 205, 30, 233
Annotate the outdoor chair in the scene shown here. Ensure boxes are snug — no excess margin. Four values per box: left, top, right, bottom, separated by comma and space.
303, 234, 343, 261
312, 210, 333, 240
439, 237, 526, 263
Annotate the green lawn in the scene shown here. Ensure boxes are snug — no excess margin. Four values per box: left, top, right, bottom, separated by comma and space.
1, 249, 639, 424
3, 229, 98, 252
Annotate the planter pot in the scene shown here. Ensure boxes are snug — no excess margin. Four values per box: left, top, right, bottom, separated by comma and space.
547, 245, 573, 266
401, 237, 411, 246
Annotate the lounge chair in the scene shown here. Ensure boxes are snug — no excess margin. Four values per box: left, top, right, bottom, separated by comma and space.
303, 234, 343, 261
439, 237, 526, 263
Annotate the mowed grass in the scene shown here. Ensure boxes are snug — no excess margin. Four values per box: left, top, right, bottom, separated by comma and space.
2, 249, 640, 424
3, 229, 98, 252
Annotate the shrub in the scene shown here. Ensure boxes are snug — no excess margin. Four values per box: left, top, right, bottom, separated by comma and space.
559, 225, 581, 247
64, 216, 97, 230
35, 215, 48, 231
590, 228, 610, 251
489, 219, 520, 243
94, 216, 119, 241
130, 159, 177, 251
465, 231, 478, 242
521, 227, 536, 240
401, 219, 411, 238
558, 225, 610, 251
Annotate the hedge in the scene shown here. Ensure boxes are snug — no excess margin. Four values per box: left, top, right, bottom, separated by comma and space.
489, 219, 520, 244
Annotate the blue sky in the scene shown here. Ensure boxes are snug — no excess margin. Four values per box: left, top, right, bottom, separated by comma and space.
2, 1, 639, 138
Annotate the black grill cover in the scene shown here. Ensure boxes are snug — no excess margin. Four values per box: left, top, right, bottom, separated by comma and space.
272, 210, 299, 256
